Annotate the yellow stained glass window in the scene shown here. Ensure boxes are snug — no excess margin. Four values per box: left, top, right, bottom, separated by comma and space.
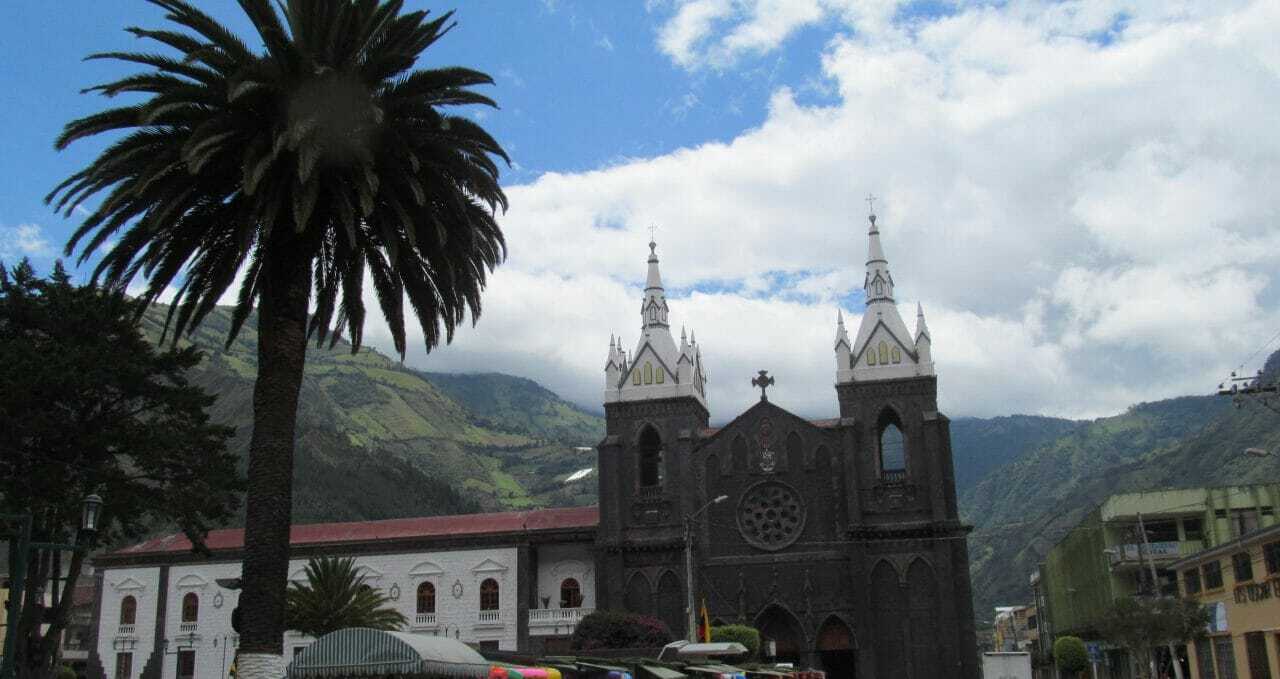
632, 369, 641, 385
656, 367, 665, 384
878, 341, 889, 364
644, 362, 653, 384
867, 349, 877, 365
891, 347, 901, 364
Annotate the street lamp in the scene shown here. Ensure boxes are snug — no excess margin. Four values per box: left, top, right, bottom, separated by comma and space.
1, 493, 103, 679
685, 494, 729, 642
82, 494, 103, 533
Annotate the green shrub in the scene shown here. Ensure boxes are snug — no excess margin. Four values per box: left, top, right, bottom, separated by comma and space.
1054, 636, 1089, 673
56, 666, 77, 679
711, 625, 760, 660
571, 610, 673, 651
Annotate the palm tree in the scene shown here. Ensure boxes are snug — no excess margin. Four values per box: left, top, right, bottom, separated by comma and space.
285, 556, 406, 638
47, 2, 507, 675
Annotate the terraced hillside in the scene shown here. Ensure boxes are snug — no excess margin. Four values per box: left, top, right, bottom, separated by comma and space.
139, 305, 603, 523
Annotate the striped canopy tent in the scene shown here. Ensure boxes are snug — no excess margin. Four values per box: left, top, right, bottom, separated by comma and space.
287, 628, 493, 678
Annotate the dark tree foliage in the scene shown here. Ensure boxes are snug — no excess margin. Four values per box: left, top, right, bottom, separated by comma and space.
570, 610, 674, 652
47, 1, 508, 667
0, 260, 241, 679
1098, 597, 1209, 679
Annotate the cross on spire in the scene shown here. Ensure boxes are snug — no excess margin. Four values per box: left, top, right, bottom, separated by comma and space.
865, 194, 877, 216
751, 370, 775, 401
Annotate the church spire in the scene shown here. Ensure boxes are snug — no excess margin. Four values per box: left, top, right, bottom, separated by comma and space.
642, 239, 670, 329
863, 213, 894, 304
605, 237, 707, 408
840, 205, 934, 382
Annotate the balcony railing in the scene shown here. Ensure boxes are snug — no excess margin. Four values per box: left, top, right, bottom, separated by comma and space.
413, 612, 437, 628
116, 624, 136, 638
880, 469, 907, 484
477, 610, 501, 625
529, 607, 593, 628
1109, 541, 1197, 566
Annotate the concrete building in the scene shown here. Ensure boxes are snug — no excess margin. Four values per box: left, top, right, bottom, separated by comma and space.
993, 605, 1037, 653
1036, 484, 1280, 676
87, 507, 596, 679
1173, 522, 1280, 679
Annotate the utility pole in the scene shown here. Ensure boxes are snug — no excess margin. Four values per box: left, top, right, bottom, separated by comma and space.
1137, 512, 1185, 679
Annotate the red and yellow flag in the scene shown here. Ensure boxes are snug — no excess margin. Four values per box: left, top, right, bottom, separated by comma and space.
699, 597, 712, 642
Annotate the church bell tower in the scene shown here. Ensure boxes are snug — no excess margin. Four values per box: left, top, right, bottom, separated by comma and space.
833, 208, 979, 679
595, 239, 708, 635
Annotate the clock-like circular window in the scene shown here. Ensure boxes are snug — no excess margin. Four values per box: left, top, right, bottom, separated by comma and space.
737, 481, 805, 551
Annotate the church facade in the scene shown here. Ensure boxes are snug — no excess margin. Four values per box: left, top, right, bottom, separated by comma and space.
595, 213, 980, 678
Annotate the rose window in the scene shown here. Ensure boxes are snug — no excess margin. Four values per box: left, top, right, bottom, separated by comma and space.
737, 481, 805, 550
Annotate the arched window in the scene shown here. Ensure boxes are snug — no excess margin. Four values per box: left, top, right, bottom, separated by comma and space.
655, 366, 665, 384
638, 426, 663, 487
479, 579, 499, 611
643, 362, 653, 384
119, 596, 136, 625
891, 347, 901, 364
632, 369, 641, 385
181, 592, 198, 623
560, 578, 583, 608
416, 582, 436, 614
878, 341, 889, 364
879, 417, 906, 480
875, 279, 884, 295
867, 348, 877, 366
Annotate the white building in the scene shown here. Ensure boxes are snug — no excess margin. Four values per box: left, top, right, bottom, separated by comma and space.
88, 507, 597, 679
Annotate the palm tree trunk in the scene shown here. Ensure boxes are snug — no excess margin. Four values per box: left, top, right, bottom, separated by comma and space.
237, 247, 311, 679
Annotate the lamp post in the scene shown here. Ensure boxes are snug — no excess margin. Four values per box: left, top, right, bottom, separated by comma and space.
684, 494, 728, 642
1, 493, 102, 679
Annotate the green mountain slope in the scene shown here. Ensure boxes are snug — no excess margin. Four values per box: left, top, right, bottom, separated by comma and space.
949, 415, 1082, 492
424, 371, 604, 446
139, 305, 602, 522
961, 378, 1280, 615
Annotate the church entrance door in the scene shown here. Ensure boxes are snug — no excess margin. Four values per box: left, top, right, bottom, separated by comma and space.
816, 616, 857, 679
755, 605, 806, 667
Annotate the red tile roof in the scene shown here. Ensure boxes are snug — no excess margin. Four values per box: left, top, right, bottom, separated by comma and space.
115, 506, 599, 557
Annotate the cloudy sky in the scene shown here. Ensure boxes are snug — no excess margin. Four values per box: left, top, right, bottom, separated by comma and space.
3, 0, 1279, 422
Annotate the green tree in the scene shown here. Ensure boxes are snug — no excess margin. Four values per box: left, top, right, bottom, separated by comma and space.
711, 625, 760, 660
48, 2, 507, 675
1098, 597, 1208, 679
0, 260, 241, 679
1053, 636, 1089, 676
284, 556, 406, 638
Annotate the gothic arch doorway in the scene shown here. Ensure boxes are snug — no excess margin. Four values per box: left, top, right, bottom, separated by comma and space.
755, 605, 806, 666
816, 616, 857, 679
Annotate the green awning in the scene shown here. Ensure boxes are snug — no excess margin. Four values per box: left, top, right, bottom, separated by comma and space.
287, 627, 492, 678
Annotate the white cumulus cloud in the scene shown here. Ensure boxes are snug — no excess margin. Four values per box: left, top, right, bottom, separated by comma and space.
352, 0, 1280, 422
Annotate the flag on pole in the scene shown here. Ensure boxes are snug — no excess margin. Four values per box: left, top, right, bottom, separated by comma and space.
699, 597, 712, 643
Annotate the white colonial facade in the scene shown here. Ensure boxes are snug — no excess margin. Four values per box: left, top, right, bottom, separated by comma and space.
89, 508, 598, 679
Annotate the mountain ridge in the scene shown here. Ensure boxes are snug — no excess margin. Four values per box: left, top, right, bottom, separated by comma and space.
142, 302, 1280, 620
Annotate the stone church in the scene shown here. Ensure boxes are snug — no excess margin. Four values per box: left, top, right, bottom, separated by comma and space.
84, 212, 977, 679
595, 213, 980, 678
